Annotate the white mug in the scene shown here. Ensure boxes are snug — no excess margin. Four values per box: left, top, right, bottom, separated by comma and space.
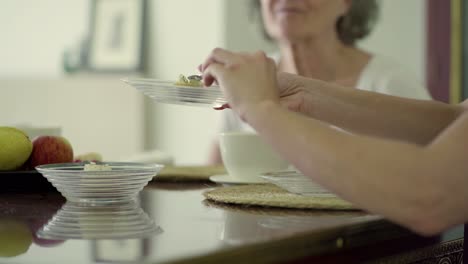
220, 211, 267, 245
219, 132, 289, 182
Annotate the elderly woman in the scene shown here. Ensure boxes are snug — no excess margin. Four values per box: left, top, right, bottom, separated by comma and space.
208, 0, 431, 164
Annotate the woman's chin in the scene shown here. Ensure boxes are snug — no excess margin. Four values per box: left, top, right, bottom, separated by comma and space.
270, 27, 314, 43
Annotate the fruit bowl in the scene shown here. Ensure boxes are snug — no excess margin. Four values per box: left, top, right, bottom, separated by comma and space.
36, 162, 164, 204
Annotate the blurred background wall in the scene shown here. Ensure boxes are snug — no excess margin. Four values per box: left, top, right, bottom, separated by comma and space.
0, 0, 426, 164
0, 0, 90, 77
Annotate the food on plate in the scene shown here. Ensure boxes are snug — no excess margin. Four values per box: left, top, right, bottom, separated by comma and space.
0, 127, 33, 171
84, 162, 112, 171
29, 136, 74, 168
174, 74, 203, 87
74, 152, 103, 162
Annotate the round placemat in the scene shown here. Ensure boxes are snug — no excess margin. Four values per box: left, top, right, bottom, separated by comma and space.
203, 184, 356, 210
154, 165, 226, 182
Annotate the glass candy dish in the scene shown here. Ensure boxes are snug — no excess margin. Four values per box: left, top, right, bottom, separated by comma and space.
37, 200, 162, 240
122, 78, 227, 107
260, 171, 336, 197
36, 162, 164, 203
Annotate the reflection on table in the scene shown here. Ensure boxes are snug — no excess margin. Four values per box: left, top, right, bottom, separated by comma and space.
0, 183, 463, 264
37, 200, 161, 240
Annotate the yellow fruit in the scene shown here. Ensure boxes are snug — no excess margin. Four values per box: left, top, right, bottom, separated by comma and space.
0, 127, 33, 170
0, 219, 32, 257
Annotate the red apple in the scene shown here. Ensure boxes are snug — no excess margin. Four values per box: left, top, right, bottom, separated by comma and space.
28, 219, 65, 247
29, 136, 74, 167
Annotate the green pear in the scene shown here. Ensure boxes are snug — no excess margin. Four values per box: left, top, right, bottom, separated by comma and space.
0, 219, 33, 257
0, 127, 33, 171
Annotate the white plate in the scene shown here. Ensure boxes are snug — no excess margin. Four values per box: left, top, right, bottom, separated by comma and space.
209, 174, 266, 185
122, 78, 227, 107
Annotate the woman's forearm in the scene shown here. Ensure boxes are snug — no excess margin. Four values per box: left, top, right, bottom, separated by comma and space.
245, 101, 466, 235
301, 78, 463, 144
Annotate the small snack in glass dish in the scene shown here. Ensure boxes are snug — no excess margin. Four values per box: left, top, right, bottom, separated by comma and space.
83, 162, 112, 171
36, 162, 164, 204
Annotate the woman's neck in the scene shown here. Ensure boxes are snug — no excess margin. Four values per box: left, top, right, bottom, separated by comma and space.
277, 34, 371, 87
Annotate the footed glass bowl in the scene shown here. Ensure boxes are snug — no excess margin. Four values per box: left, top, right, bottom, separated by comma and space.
36, 162, 164, 204
37, 200, 162, 240
260, 170, 335, 197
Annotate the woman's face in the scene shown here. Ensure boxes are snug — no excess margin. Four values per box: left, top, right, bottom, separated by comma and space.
260, 0, 351, 42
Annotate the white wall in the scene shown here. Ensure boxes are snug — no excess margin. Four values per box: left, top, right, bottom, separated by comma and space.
0, 0, 89, 77
223, 0, 277, 53
359, 0, 427, 83
0, 1, 144, 161
145, 0, 226, 165
0, 77, 144, 161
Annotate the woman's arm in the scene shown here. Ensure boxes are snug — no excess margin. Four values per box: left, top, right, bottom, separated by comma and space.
246, 100, 468, 235
202, 49, 468, 235
278, 73, 464, 145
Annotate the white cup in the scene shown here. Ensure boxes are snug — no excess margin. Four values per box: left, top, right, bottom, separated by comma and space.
220, 211, 267, 245
219, 132, 289, 182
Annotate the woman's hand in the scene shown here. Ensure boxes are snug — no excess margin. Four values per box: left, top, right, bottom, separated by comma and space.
275, 72, 315, 116
201, 48, 320, 119
201, 48, 280, 120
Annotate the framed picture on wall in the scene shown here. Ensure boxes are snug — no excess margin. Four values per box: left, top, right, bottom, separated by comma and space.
87, 0, 146, 72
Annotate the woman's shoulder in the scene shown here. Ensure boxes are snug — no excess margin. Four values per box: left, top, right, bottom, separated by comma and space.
357, 54, 431, 100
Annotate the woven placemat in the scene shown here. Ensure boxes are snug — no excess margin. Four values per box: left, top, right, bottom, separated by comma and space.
203, 200, 364, 217
153, 165, 226, 182
203, 184, 356, 210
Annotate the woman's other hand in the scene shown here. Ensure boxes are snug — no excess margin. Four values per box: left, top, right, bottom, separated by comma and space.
275, 72, 316, 116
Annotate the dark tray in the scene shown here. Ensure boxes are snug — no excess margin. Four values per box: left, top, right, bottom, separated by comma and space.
0, 170, 58, 193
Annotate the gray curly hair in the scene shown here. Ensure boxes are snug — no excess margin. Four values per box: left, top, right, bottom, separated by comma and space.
251, 0, 379, 46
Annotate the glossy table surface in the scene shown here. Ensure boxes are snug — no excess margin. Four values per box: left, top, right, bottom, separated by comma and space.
0, 181, 456, 264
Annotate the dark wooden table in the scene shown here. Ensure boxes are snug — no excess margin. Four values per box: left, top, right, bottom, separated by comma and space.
0, 181, 464, 264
